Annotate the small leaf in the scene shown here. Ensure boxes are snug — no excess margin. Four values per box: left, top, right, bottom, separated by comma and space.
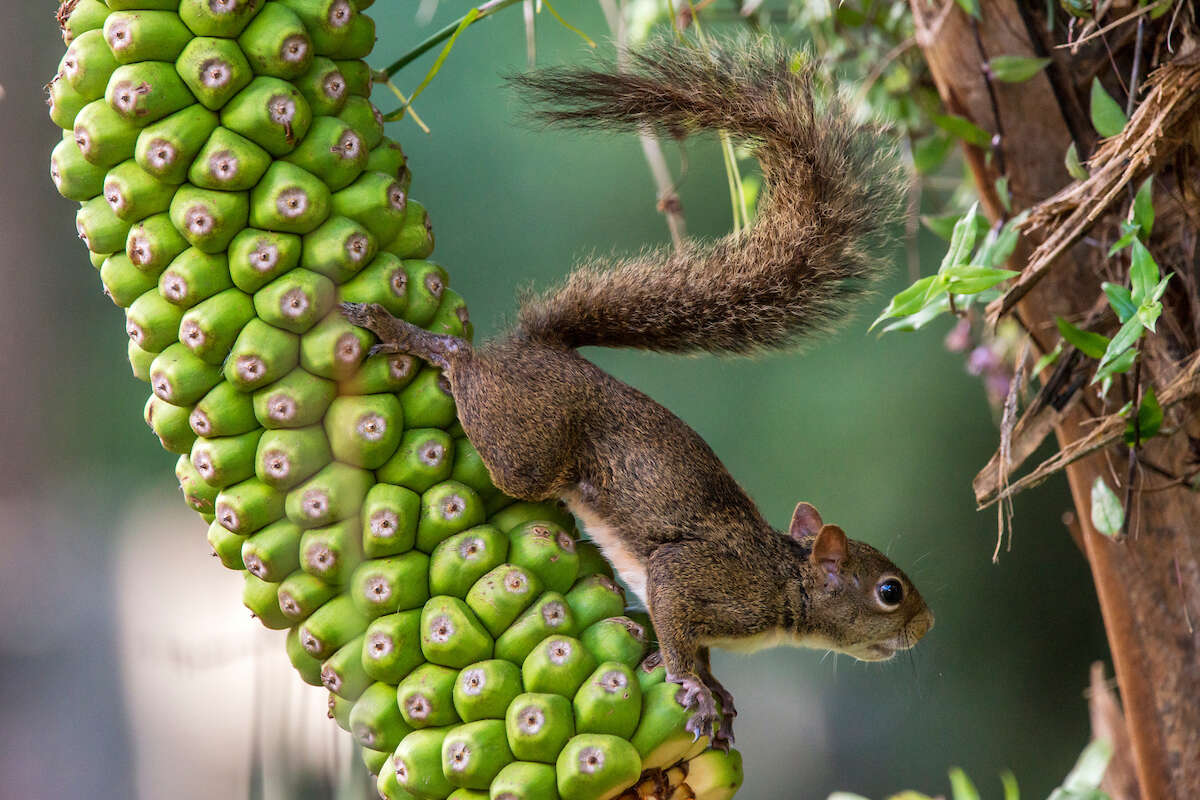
879, 295, 951, 333
975, 211, 1028, 268
1095, 347, 1138, 384
948, 768, 982, 800
1000, 771, 1020, 800
871, 275, 940, 330
940, 203, 982, 273
1129, 239, 1159, 305
989, 55, 1051, 82
932, 113, 992, 149
1151, 273, 1173, 302
995, 176, 1012, 213
1061, 739, 1114, 791
1124, 386, 1163, 446
1090, 78, 1128, 138
1107, 224, 1139, 256
1065, 141, 1088, 180
1093, 316, 1146, 382
912, 133, 955, 175
940, 265, 1020, 294
1132, 175, 1154, 237
1033, 341, 1063, 374
921, 213, 960, 241
1101, 282, 1137, 323
1137, 300, 1162, 332
1055, 317, 1109, 359
1090, 478, 1124, 537
954, 0, 981, 18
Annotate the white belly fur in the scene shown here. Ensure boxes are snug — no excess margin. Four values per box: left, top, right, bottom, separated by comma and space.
563, 494, 649, 607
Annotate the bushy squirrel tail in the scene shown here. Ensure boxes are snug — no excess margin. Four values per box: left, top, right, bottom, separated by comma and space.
510, 38, 904, 355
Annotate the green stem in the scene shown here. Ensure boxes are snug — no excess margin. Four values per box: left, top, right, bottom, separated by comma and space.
381, 0, 525, 78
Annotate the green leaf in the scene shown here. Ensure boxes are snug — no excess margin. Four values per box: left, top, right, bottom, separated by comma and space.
1132, 175, 1154, 237
975, 211, 1028, 268
1090, 478, 1124, 537
954, 0, 981, 18
940, 265, 1019, 294
1124, 386, 1163, 446
1061, 739, 1113, 791
940, 203, 982, 273
879, 295, 951, 333
1095, 346, 1138, 385
989, 55, 1051, 83
1000, 770, 1020, 800
1065, 142, 1089, 180
1151, 273, 1173, 302
921, 213, 960, 241
1107, 224, 1139, 256
1094, 316, 1146, 383
1033, 341, 1063, 374
1137, 300, 1162, 332
932, 113, 992, 149
871, 275, 940, 330
1101, 282, 1137, 323
1129, 239, 1159, 305
995, 176, 1012, 213
1090, 78, 1128, 138
912, 133, 955, 175
1055, 317, 1110, 359
948, 768, 981, 800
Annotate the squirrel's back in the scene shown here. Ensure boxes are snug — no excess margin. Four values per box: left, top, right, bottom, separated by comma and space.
511, 39, 903, 355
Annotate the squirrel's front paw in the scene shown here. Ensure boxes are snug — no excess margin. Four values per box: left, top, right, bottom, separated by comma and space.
667, 673, 719, 743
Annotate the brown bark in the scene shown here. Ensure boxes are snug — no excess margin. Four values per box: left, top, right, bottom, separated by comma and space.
909, 2, 1200, 798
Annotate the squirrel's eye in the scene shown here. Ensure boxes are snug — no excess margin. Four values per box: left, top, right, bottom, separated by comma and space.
876, 578, 903, 609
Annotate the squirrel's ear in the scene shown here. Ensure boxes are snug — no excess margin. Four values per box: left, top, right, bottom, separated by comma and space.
810, 524, 847, 576
789, 502, 824, 541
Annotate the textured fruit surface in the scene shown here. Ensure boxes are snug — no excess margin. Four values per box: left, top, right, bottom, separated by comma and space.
48, 1, 739, 797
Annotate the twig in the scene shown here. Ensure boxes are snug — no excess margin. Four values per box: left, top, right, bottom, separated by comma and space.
1120, 340, 1143, 539
382, 0, 525, 78
1126, 16, 1146, 118
1058, 0, 1166, 51
972, 18, 1008, 185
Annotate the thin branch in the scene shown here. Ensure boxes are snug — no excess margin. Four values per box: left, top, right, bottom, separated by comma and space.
381, 0, 525, 78
1059, 0, 1167, 51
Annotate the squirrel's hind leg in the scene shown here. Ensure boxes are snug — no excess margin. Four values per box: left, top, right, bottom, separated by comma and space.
339, 302, 469, 370
698, 647, 736, 749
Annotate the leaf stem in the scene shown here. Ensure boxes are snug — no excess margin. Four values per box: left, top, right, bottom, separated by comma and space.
381, 0, 525, 78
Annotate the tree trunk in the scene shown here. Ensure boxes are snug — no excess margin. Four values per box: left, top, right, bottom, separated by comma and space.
909, 2, 1200, 798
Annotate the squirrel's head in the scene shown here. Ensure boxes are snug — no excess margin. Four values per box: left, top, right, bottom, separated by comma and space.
784, 502, 933, 662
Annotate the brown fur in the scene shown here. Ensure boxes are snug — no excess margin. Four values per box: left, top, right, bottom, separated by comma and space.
340, 38, 928, 748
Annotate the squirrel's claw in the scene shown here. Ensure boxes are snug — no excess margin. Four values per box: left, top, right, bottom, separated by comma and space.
669, 673, 721, 744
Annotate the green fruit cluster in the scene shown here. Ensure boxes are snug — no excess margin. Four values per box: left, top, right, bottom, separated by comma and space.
48, 2, 743, 798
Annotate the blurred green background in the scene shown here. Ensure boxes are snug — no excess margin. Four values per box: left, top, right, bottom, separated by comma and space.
0, 2, 1107, 799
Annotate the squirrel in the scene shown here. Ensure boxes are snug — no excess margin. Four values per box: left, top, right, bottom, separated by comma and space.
342, 38, 933, 750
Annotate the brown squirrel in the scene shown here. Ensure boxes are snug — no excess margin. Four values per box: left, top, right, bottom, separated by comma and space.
342, 38, 932, 749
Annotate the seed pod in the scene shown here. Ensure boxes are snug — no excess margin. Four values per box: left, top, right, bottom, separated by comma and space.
396, 666, 460, 736
106, 0, 181, 10
286, 461, 372, 527
179, 0, 264, 38
104, 160, 176, 224
207, 517, 246, 568
298, 594, 369, 659
420, 596, 493, 669
376, 428, 453, 493
361, 482, 419, 558
189, 127, 272, 191
224, 318, 300, 390
441, 720, 513, 790
488, 502, 575, 535
399, 368, 456, 431
102, 254, 159, 307
375, 755, 409, 800
573, 543, 615, 583
191, 380, 259, 437
283, 115, 366, 192
240, 518, 302, 581
321, 634, 370, 700
293, 57, 348, 116
489, 762, 557, 800
299, 311, 371, 379
216, 475, 285, 534
361, 747, 391, 778
366, 138, 406, 181
255, 424, 331, 489
417, 481, 484, 554
452, 660, 522, 723
564, 577, 626, 633
384, 200, 434, 260
629, 682, 696, 770
332, 170, 406, 244
51, 133, 108, 201
144, 394, 197, 453
325, 13, 374, 60
238, 2, 312, 80
277, 0, 357, 55
127, 212, 189, 273
580, 618, 646, 671
77, 195, 135, 254
159, 248, 232, 307
494, 593, 574, 665
105, 62, 195, 126
221, 76, 312, 157
243, 572, 291, 630
522, 637, 595, 699
338, 252, 408, 318
301, 216, 376, 284
61, 0, 111, 44
394, 727, 454, 800
250, 161, 331, 234
175, 36, 254, 110
252, 367, 336, 429
278, 570, 337, 623
635, 658, 666, 694
103, 11, 193, 63
508, 522, 579, 595
285, 623, 325, 685
396, 262, 446, 327
429, 526, 507, 599
555, 735, 641, 800
129, 339, 158, 382
48, 73, 90, 131
300, 517, 363, 583
191, 427, 262, 487
339, 351, 418, 396
428, 290, 471, 340
505, 693, 574, 765
179, 288, 255, 364
150, 341, 223, 405
332, 58, 371, 97
350, 551, 430, 618
362, 609, 423, 684
572, 664, 640, 739
251, 269, 336, 336
683, 749, 743, 800
324, 393, 402, 468
329, 692, 353, 732
125, 289, 180, 351
350, 680, 413, 753
169, 185, 249, 252
59, 29, 118, 100
465, 565, 542, 640
178, 454, 219, 514
135, 104, 220, 183
229, 227, 302, 292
